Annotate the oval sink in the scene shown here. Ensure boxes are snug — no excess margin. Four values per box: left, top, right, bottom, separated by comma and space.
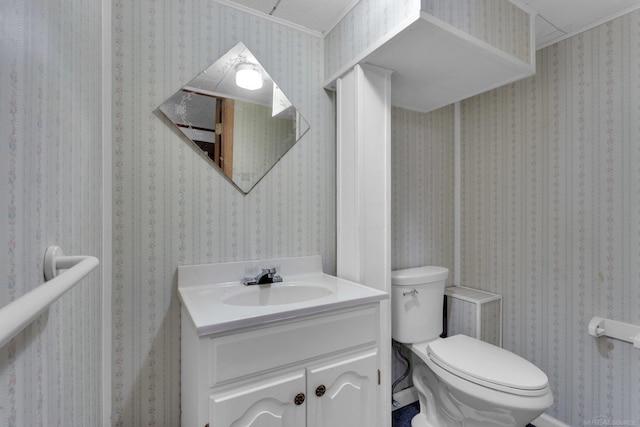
223, 284, 333, 307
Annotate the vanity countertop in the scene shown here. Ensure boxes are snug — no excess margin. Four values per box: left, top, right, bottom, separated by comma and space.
178, 256, 388, 336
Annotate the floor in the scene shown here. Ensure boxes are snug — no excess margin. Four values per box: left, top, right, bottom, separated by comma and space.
392, 402, 419, 426
391, 402, 537, 427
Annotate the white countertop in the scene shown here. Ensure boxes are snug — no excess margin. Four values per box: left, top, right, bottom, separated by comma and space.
178, 256, 388, 336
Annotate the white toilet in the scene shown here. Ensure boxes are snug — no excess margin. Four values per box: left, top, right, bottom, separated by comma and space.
392, 266, 553, 427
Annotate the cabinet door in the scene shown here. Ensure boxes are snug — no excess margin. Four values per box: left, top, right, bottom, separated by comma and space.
306, 349, 378, 427
209, 370, 306, 427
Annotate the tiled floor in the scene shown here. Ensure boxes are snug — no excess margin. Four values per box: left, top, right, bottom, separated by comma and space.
391, 402, 537, 427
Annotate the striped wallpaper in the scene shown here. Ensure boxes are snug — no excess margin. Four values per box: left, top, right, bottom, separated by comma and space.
4, 0, 636, 425
390, 105, 455, 392
461, 11, 640, 425
112, 1, 335, 425
391, 105, 455, 276
0, 0, 103, 426
422, 0, 531, 63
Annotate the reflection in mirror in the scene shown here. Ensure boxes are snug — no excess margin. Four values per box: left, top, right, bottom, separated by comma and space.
159, 42, 310, 193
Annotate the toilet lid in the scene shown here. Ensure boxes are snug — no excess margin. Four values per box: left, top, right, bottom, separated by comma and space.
427, 335, 549, 395
391, 266, 448, 285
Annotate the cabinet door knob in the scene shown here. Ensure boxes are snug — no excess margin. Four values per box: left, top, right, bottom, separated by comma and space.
294, 392, 305, 405
315, 385, 326, 397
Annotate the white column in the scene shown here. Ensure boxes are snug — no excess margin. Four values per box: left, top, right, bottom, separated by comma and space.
454, 102, 461, 286
336, 63, 392, 427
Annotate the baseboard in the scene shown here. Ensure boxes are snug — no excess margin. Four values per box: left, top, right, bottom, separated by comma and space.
532, 413, 571, 427
392, 386, 418, 411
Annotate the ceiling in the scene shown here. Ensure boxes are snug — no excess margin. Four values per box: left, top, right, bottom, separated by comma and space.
222, 0, 640, 48
525, 0, 640, 49
223, 0, 359, 35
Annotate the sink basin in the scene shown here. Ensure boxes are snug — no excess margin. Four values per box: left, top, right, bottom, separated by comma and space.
178, 255, 388, 335
223, 283, 333, 307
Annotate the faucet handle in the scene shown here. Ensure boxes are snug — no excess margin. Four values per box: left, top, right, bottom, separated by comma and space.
264, 266, 282, 283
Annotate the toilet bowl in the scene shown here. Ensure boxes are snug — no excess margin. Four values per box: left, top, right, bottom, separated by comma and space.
391, 266, 553, 427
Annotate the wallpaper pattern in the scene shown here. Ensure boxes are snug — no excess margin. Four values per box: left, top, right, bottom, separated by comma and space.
112, 2, 335, 425
461, 11, 640, 425
391, 106, 455, 275
0, 0, 103, 425
446, 296, 501, 346
390, 105, 455, 392
422, 0, 531, 63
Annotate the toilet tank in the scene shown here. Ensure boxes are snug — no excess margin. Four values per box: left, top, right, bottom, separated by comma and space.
391, 266, 449, 344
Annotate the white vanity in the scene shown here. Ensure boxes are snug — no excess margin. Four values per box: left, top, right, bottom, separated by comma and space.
178, 255, 388, 427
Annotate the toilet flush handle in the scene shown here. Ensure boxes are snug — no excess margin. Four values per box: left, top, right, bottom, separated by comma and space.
403, 288, 419, 297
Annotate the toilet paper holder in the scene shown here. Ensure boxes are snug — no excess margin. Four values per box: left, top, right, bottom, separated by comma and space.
588, 316, 640, 349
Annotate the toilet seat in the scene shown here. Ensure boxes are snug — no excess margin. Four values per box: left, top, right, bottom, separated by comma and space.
425, 335, 550, 397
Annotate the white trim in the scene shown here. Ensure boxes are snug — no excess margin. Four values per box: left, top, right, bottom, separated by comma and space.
323, 0, 361, 36
532, 413, 571, 427
335, 70, 361, 282
454, 102, 461, 286
211, 0, 323, 38
535, 4, 640, 50
101, 0, 113, 423
392, 386, 418, 411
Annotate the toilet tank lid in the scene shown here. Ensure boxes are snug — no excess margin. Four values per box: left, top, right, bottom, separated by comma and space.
391, 266, 449, 286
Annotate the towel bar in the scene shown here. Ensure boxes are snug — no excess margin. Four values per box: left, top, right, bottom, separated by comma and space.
0, 246, 99, 348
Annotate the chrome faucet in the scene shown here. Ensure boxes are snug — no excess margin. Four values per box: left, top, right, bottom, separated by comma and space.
242, 267, 283, 286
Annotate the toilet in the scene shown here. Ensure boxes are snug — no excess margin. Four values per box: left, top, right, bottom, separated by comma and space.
392, 266, 553, 427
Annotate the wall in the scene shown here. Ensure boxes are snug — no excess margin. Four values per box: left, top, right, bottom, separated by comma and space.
422, 0, 531, 63
112, 1, 335, 425
0, 0, 104, 426
232, 101, 298, 192
324, 0, 420, 81
461, 11, 640, 425
390, 105, 455, 391
391, 106, 455, 274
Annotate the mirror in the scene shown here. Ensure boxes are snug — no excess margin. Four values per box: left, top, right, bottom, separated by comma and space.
159, 42, 310, 193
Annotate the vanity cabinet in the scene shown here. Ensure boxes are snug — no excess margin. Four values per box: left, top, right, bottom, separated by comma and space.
306, 349, 378, 427
181, 303, 382, 427
209, 369, 306, 427
209, 349, 378, 427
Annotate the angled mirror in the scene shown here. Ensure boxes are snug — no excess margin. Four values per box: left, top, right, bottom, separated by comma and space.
159, 42, 310, 193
